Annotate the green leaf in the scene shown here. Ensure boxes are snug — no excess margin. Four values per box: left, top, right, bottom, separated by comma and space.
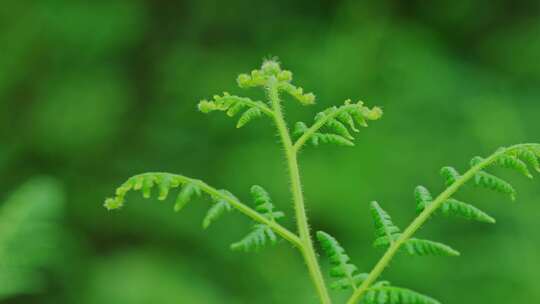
439, 198, 495, 224
494, 154, 533, 178
230, 224, 277, 252
174, 182, 201, 212
250, 185, 284, 221
473, 171, 517, 200
403, 239, 460, 257
198, 92, 271, 126
105, 173, 184, 210
414, 186, 433, 213
440, 166, 460, 186
363, 285, 441, 304
202, 190, 234, 229
512, 147, 540, 172
312, 133, 355, 147
317, 231, 360, 290
370, 201, 400, 246
294, 100, 382, 148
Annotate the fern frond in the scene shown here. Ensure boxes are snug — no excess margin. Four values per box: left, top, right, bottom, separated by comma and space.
439, 198, 495, 223
370, 201, 400, 245
104, 172, 301, 249
317, 231, 361, 290
493, 154, 533, 178
510, 146, 540, 172
293, 100, 382, 149
414, 186, 433, 213
473, 171, 517, 200
250, 185, 284, 221
348, 144, 540, 304
105, 173, 182, 210
363, 285, 441, 304
230, 224, 277, 252
202, 190, 234, 229
413, 186, 494, 223
230, 185, 285, 252
312, 133, 355, 147
403, 239, 460, 256
198, 92, 273, 123
174, 182, 202, 212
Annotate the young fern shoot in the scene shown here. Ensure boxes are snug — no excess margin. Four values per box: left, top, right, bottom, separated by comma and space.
104, 58, 381, 304
103, 57, 539, 304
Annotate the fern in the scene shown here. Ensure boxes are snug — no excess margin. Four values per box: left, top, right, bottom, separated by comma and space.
348, 143, 540, 304
231, 185, 285, 252
198, 92, 273, 128
105, 172, 298, 253
415, 186, 495, 223
293, 100, 382, 149
230, 224, 277, 252
317, 231, 367, 290
370, 201, 458, 256
202, 190, 234, 229
101, 57, 540, 304
363, 283, 440, 304
370, 201, 400, 245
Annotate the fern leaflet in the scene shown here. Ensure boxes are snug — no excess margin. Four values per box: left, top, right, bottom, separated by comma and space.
202, 190, 235, 229
370, 201, 458, 256
293, 100, 382, 149
363, 283, 440, 304
231, 185, 285, 252
230, 224, 277, 252
415, 186, 495, 224
317, 231, 367, 290
198, 92, 272, 127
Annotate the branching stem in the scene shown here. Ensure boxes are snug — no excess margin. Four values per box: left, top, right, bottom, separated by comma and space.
195, 179, 301, 248
268, 78, 332, 304
346, 143, 537, 304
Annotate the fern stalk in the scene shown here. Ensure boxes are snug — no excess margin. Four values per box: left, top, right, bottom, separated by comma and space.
267, 79, 332, 304
346, 143, 537, 304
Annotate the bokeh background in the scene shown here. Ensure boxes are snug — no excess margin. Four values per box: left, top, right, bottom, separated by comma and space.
1, 1, 539, 303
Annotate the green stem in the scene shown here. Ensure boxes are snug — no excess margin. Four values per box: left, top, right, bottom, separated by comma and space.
268, 79, 332, 304
346, 144, 536, 304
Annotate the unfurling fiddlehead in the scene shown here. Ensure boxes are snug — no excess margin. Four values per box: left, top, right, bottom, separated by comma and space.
346, 143, 540, 304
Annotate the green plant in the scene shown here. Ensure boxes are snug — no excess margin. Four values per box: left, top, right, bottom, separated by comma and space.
104, 58, 540, 304
0, 177, 65, 299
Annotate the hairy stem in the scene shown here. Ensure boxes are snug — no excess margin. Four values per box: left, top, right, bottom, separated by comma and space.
346, 144, 535, 304
293, 104, 359, 152
268, 79, 332, 304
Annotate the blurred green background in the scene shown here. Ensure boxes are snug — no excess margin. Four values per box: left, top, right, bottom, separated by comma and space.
1, 0, 539, 303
